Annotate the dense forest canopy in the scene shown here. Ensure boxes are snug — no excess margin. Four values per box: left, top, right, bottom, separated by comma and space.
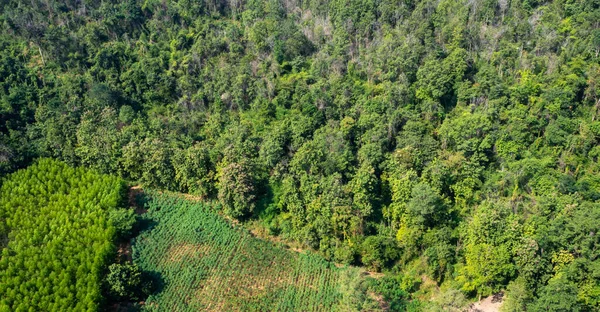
0, 0, 599, 310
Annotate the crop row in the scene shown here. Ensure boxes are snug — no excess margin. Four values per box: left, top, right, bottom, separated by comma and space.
132, 193, 355, 311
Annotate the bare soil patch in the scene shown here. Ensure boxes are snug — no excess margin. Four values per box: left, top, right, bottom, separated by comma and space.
129, 186, 147, 214
117, 241, 133, 262
164, 242, 210, 263
469, 293, 504, 312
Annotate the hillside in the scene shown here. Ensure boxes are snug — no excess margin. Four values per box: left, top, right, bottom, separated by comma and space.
1, 0, 600, 310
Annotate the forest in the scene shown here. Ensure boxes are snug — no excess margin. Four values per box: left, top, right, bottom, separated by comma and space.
0, 0, 599, 310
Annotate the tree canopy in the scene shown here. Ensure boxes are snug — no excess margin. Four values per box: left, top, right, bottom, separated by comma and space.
1, 0, 599, 310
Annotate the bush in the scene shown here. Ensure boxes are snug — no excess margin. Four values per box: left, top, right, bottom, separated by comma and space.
217, 160, 256, 219
367, 275, 410, 312
361, 235, 400, 272
108, 208, 137, 240
105, 263, 147, 301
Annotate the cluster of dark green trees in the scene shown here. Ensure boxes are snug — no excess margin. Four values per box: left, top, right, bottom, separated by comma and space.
1, 0, 599, 310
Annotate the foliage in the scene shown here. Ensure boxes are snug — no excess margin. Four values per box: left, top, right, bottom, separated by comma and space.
426, 288, 469, 312
105, 263, 145, 301
216, 159, 257, 219
360, 235, 400, 272
108, 208, 137, 240
0, 0, 600, 307
0, 159, 126, 311
527, 273, 582, 312
367, 275, 410, 312
132, 192, 390, 311
457, 201, 519, 297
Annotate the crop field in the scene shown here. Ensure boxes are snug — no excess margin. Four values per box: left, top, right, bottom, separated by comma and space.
132, 193, 362, 311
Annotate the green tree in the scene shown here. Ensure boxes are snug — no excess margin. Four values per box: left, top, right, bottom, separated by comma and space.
105, 263, 145, 301
457, 201, 520, 298
217, 159, 256, 219
528, 273, 582, 312
75, 107, 122, 174
121, 138, 176, 190
172, 143, 214, 197
108, 208, 137, 240
406, 183, 446, 228
501, 278, 532, 312
361, 235, 400, 272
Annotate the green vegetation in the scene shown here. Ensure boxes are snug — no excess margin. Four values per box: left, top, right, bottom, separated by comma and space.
132, 192, 384, 311
105, 263, 150, 302
0, 159, 126, 311
0, 0, 599, 309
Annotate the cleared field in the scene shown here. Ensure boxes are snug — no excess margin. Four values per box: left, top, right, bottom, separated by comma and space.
132, 193, 362, 311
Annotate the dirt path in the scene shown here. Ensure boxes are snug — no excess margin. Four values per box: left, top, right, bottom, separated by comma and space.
128, 186, 147, 214
110, 186, 149, 311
